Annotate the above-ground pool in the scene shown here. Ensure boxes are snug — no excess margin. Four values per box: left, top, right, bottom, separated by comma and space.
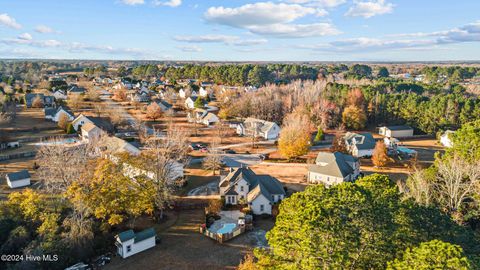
216, 223, 237, 234
397, 147, 417, 155
32, 138, 78, 146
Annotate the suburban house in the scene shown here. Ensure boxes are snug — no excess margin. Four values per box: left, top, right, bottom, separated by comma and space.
81, 123, 104, 142
199, 87, 209, 98
71, 114, 94, 131
68, 85, 86, 95
101, 136, 141, 156
53, 90, 68, 100
344, 132, 376, 157
155, 100, 173, 112
219, 167, 286, 215
6, 170, 31, 188
44, 106, 74, 122
187, 109, 219, 126
379, 125, 414, 138
440, 130, 455, 148
236, 118, 281, 140
130, 93, 150, 103
185, 96, 204, 109
307, 152, 360, 186
25, 93, 55, 108
115, 228, 156, 259
178, 88, 187, 99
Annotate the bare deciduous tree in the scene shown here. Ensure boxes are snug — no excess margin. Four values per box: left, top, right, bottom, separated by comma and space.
141, 124, 190, 220
203, 139, 222, 175
434, 156, 480, 214
404, 168, 435, 206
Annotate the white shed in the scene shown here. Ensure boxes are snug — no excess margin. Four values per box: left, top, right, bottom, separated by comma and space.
116, 228, 156, 259
6, 170, 31, 188
379, 125, 414, 138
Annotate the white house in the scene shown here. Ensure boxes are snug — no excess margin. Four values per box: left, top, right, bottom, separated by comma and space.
440, 130, 455, 148
219, 167, 286, 215
199, 87, 209, 98
236, 118, 280, 140
6, 170, 31, 188
115, 228, 156, 259
185, 96, 204, 110
187, 109, 219, 126
44, 106, 74, 122
379, 125, 414, 138
81, 123, 103, 142
53, 90, 67, 100
344, 132, 376, 158
71, 114, 94, 131
178, 88, 187, 99
307, 152, 360, 186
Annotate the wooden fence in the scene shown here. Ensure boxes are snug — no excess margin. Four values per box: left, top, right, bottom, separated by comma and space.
199, 225, 245, 243
0, 151, 36, 161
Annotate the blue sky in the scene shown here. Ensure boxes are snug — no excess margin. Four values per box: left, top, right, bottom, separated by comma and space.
0, 0, 479, 61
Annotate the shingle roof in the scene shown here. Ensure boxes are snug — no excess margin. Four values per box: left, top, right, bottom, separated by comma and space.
117, 230, 135, 242
82, 122, 99, 133
223, 167, 285, 203
134, 227, 156, 243
311, 152, 357, 178
6, 170, 31, 182
344, 132, 376, 150
44, 107, 57, 117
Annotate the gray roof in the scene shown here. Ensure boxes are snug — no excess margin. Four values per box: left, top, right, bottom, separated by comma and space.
311, 152, 357, 178
44, 107, 57, 117
344, 132, 376, 150
156, 100, 172, 109
6, 170, 31, 181
384, 125, 413, 131
223, 167, 285, 203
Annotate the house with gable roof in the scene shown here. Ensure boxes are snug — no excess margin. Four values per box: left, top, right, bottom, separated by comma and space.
343, 132, 376, 158
307, 152, 361, 186
236, 117, 280, 140
219, 167, 286, 215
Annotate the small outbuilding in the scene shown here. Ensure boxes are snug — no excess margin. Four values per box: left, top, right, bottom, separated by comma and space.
6, 170, 31, 188
115, 228, 156, 258
379, 125, 414, 138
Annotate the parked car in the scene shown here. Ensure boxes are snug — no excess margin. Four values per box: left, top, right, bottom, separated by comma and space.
200, 147, 208, 153
65, 262, 91, 270
93, 255, 111, 267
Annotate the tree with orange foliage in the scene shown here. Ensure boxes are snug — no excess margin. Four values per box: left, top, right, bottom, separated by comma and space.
146, 102, 162, 122
372, 141, 391, 167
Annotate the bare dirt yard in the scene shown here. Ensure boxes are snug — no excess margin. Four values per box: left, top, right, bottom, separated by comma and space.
105, 209, 273, 270
250, 163, 308, 193
0, 157, 38, 200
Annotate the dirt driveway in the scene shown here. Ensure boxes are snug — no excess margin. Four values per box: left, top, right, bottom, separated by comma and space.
105, 209, 254, 270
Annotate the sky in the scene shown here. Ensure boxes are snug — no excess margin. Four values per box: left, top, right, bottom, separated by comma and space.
0, 0, 480, 61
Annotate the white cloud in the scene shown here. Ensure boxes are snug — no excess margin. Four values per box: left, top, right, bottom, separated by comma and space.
204, 2, 339, 38
316, 9, 328, 17
0, 13, 21, 29
299, 21, 480, 53
205, 2, 316, 27
345, 0, 394, 18
121, 0, 145, 5
248, 23, 340, 38
177, 45, 202, 52
35, 25, 58, 34
174, 34, 239, 44
174, 34, 268, 46
233, 39, 268, 46
2, 37, 62, 48
286, 0, 346, 8
18, 33, 33, 41
153, 0, 182, 7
